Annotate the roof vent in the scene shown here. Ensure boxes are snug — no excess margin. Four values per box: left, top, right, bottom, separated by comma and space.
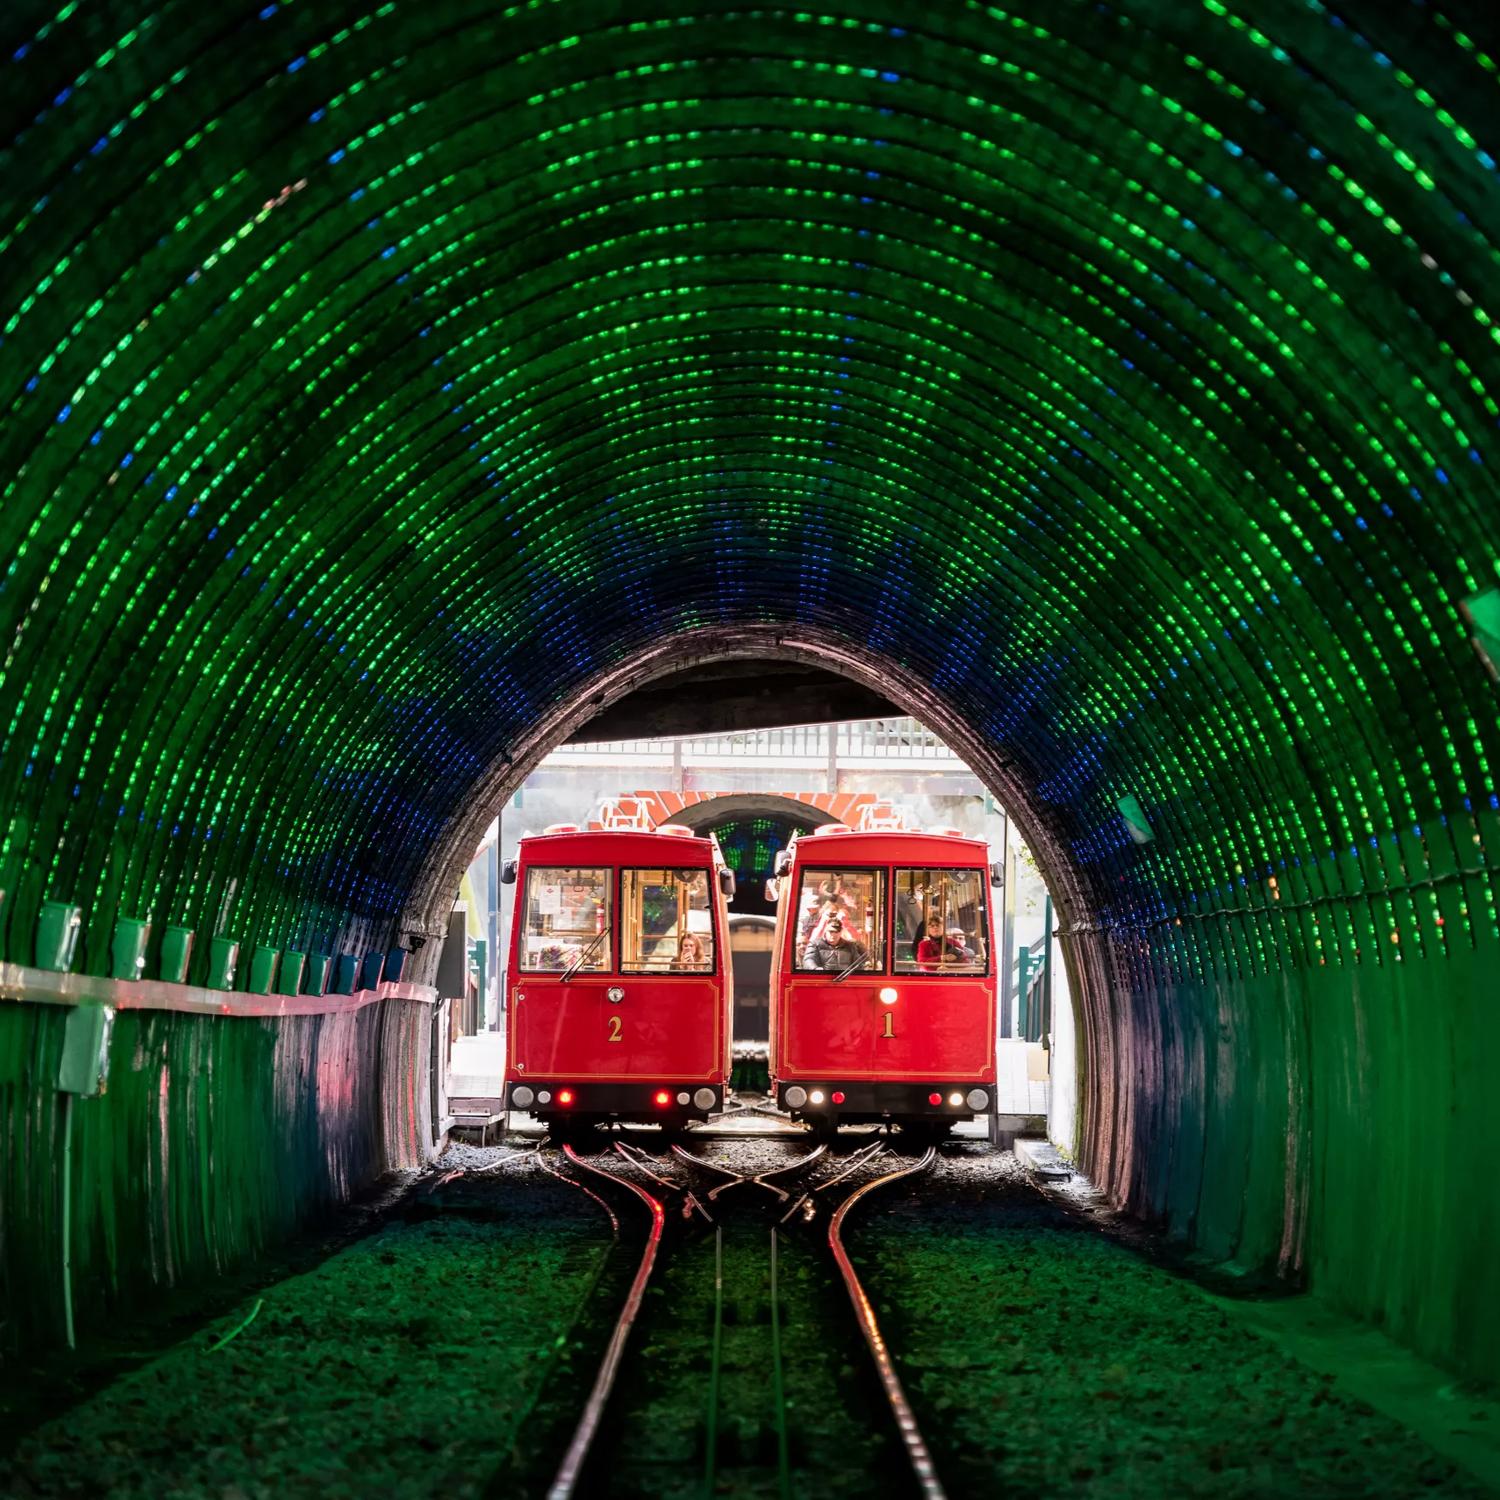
924, 825, 966, 838
657, 823, 696, 837
813, 823, 853, 836
542, 822, 582, 835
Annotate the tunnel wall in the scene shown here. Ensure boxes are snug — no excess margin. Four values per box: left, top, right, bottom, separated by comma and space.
0, 0, 1497, 1391
1075, 913, 1500, 1383
0, 982, 441, 1356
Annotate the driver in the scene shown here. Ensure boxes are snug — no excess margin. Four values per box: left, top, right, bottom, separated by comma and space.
806, 915, 869, 972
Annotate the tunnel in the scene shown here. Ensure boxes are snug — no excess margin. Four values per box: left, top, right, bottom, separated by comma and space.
1, 0, 1498, 1491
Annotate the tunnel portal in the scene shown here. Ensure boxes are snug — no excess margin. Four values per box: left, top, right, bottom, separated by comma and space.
0, 1, 1498, 1492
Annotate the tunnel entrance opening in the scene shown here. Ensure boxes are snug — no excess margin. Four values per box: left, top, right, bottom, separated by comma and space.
447, 643, 1077, 1143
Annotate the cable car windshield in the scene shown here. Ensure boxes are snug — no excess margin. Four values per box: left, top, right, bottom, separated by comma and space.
893, 867, 987, 973
520, 866, 612, 972
621, 867, 715, 972
793, 868, 883, 973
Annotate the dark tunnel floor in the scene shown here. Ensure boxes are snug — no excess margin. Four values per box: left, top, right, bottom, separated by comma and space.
0, 1141, 1493, 1499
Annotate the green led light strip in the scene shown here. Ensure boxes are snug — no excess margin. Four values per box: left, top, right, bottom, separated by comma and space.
0, 1, 1493, 989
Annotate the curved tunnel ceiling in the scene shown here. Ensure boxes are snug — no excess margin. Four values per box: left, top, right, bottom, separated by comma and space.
0, 0, 1497, 983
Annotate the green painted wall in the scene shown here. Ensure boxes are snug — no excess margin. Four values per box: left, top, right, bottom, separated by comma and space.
1075, 918, 1500, 1382
0, 996, 436, 1354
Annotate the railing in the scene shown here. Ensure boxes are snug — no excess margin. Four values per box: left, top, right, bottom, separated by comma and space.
554, 717, 961, 768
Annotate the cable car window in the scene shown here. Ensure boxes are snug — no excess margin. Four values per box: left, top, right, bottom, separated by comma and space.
793, 868, 884, 973
520, 867, 612, 972
621, 868, 715, 973
892, 868, 987, 974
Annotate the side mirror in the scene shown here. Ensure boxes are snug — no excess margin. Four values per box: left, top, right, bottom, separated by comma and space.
718, 868, 737, 899
989, 861, 1004, 887
773, 849, 792, 877
501, 859, 518, 885
764, 879, 780, 904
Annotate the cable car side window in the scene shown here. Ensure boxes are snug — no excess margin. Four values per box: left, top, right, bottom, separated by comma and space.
520, 866, 612, 972
621, 867, 715, 973
892, 867, 988, 974
792, 868, 885, 973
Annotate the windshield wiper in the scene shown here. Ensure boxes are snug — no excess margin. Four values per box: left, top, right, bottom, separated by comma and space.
831, 955, 865, 984
562, 925, 610, 981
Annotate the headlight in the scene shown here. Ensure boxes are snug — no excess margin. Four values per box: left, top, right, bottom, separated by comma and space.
966, 1088, 990, 1111
511, 1085, 534, 1109
784, 1085, 807, 1108
878, 986, 899, 1005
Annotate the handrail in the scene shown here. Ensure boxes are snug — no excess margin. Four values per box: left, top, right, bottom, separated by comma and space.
0, 961, 438, 1018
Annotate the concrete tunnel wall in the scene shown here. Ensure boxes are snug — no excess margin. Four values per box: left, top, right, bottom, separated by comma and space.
0, 3, 1497, 1380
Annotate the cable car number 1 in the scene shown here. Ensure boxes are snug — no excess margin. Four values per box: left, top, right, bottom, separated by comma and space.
880, 1012, 895, 1039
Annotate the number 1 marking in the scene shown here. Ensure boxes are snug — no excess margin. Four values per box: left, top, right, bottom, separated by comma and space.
881, 1012, 895, 1039
607, 1014, 623, 1043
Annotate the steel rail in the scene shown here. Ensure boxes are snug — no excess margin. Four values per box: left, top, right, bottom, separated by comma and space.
671, 1142, 828, 1200
827, 1147, 946, 1500
779, 1141, 886, 1223
546, 1146, 667, 1500
615, 1140, 713, 1221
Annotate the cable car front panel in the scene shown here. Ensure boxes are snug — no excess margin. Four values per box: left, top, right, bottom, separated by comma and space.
504, 829, 732, 1124
770, 830, 997, 1127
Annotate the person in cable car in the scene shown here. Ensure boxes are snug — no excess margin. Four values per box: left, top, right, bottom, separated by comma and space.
916, 917, 970, 970
806, 915, 869, 971
673, 933, 708, 971
798, 897, 844, 960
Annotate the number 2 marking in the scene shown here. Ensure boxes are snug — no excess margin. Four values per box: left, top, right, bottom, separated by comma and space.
880, 1012, 896, 1039
607, 1014, 623, 1043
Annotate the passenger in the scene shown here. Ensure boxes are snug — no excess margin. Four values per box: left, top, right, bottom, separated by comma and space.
805, 915, 869, 972
798, 898, 842, 961
673, 933, 708, 970
916, 917, 971, 971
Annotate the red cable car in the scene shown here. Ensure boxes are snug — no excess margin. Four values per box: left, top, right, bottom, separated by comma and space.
502, 826, 735, 1131
769, 825, 998, 1135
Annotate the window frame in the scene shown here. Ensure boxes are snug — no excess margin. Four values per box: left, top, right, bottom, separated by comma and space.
790, 864, 889, 975
618, 865, 720, 977
517, 864, 618, 975
889, 865, 993, 978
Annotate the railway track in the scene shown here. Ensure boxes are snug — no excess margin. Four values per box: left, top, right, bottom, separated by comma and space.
538, 1138, 947, 1500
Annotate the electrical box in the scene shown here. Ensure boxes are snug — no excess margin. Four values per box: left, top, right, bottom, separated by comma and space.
333, 953, 360, 994
358, 951, 385, 990
58, 1005, 114, 1096
111, 918, 150, 981
208, 936, 240, 991
36, 901, 82, 972
384, 947, 407, 982
304, 953, 332, 995
160, 926, 194, 984
248, 946, 279, 995
276, 951, 307, 996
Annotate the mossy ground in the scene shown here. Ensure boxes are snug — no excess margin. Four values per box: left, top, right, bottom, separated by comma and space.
858, 1149, 1493, 1498
1, 1163, 606, 1499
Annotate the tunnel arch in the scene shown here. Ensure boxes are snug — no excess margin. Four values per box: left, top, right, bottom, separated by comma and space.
638, 793, 841, 837
0, 1, 1496, 1384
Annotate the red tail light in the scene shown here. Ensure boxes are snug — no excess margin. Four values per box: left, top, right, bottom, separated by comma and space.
831, 1091, 846, 1105
928, 1092, 943, 1106
557, 1089, 574, 1106
654, 1090, 671, 1107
